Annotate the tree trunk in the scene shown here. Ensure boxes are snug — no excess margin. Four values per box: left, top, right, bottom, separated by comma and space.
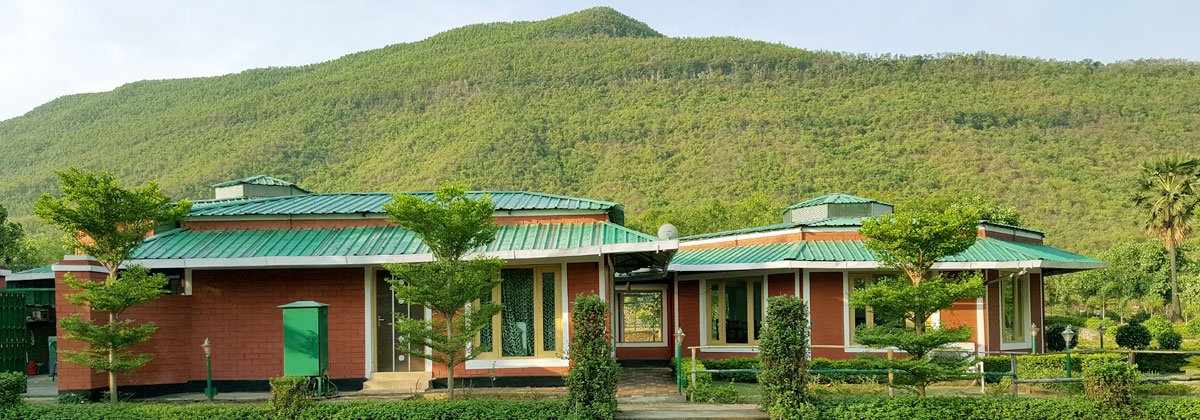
446, 318, 455, 399
109, 312, 118, 403
1100, 298, 1106, 321
1170, 245, 1183, 322
917, 383, 926, 397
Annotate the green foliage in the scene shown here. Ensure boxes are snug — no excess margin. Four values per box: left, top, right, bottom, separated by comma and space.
810, 357, 894, 384
690, 381, 741, 404
0, 399, 568, 420
670, 357, 712, 387
859, 205, 979, 286
0, 372, 26, 406
1132, 157, 1200, 320
759, 296, 810, 414
1045, 315, 1088, 327
849, 274, 984, 341
1086, 316, 1120, 329
696, 357, 759, 382
34, 169, 189, 273
1116, 323, 1153, 349
898, 192, 1022, 226
1133, 382, 1192, 396
1044, 324, 1078, 352
269, 376, 310, 418
564, 294, 618, 419
1083, 360, 1139, 407
34, 169, 185, 404
1144, 314, 1174, 337
5, 8, 1200, 260
981, 353, 1125, 382
626, 194, 784, 237
382, 185, 502, 399
1189, 318, 1200, 336
799, 397, 1200, 420
0, 204, 26, 269
1158, 330, 1183, 350
1134, 353, 1188, 373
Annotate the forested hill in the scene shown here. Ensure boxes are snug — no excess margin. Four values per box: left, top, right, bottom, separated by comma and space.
1, 7, 1198, 255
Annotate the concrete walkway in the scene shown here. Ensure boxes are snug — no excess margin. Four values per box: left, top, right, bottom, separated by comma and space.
617, 403, 767, 419
617, 368, 686, 403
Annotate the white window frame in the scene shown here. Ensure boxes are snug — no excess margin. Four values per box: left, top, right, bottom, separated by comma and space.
998, 271, 1032, 350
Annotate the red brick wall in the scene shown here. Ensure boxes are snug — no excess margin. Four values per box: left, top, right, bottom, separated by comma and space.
676, 280, 701, 352
986, 271, 1001, 352
1030, 273, 1045, 353
768, 272, 796, 298
809, 271, 848, 360
55, 266, 366, 392
55, 267, 109, 391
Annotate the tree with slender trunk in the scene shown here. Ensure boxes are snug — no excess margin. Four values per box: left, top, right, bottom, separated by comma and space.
851, 203, 985, 396
382, 185, 503, 400
34, 169, 189, 403
1133, 157, 1200, 322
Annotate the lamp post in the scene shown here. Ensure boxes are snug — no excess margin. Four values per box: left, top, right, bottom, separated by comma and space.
1030, 322, 1040, 354
674, 328, 686, 393
1098, 325, 1107, 350
202, 338, 217, 401
1061, 325, 1076, 378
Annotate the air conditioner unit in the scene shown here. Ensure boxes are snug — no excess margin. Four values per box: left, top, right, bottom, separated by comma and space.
26, 309, 51, 323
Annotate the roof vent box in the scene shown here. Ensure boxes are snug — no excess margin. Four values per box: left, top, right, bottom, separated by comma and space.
211, 175, 311, 200
784, 194, 893, 224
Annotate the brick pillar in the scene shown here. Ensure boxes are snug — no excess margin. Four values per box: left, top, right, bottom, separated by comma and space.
54, 256, 110, 393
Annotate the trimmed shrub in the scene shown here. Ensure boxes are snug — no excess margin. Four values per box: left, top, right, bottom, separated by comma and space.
805, 397, 1200, 420
1116, 323, 1152, 349
1134, 353, 1189, 373
1044, 323, 1078, 351
810, 357, 894, 384
1086, 317, 1118, 329
1044, 314, 1087, 327
700, 357, 760, 382
0, 372, 25, 406
0, 400, 567, 420
1082, 360, 1139, 407
981, 353, 1125, 381
759, 295, 811, 416
565, 294, 618, 420
1188, 317, 1200, 337
1144, 314, 1173, 337
269, 376, 310, 418
1158, 330, 1183, 350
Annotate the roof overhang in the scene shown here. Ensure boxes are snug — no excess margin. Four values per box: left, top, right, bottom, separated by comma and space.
6, 271, 55, 281
669, 259, 1106, 274
0, 269, 10, 277
122, 240, 679, 271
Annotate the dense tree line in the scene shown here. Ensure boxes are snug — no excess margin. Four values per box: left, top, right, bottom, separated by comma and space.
1, 7, 1198, 257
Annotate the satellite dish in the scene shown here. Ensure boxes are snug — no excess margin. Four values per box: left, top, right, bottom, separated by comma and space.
657, 223, 679, 240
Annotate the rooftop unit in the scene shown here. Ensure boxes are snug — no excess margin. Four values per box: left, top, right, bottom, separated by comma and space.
784, 193, 892, 224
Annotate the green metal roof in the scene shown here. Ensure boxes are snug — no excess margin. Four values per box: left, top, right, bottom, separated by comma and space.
13, 266, 52, 276
786, 193, 892, 210
679, 218, 869, 240
188, 191, 625, 225
210, 175, 312, 192
671, 238, 1100, 267
132, 222, 659, 260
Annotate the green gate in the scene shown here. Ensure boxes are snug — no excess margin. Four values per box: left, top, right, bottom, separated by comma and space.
0, 292, 27, 373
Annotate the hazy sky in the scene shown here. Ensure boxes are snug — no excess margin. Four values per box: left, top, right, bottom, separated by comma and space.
2, 0, 1197, 121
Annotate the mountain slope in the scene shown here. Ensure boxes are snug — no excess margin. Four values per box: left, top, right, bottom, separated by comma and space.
2, 7, 1198, 255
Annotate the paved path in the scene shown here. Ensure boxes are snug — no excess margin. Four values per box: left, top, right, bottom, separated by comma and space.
617, 368, 686, 403
617, 403, 767, 419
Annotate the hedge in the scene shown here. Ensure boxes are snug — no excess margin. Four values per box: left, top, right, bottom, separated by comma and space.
795, 396, 1200, 420
0, 399, 567, 420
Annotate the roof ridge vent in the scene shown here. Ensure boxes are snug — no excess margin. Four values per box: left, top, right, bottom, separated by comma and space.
211, 175, 311, 200
784, 193, 893, 224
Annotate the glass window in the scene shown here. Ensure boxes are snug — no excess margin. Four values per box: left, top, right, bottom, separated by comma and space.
849, 274, 905, 343
704, 278, 764, 345
618, 291, 664, 343
1002, 274, 1024, 343
478, 267, 561, 359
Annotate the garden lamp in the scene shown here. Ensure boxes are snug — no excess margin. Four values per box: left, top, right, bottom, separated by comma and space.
1098, 325, 1107, 350
201, 338, 217, 401
1061, 325, 1075, 378
1030, 322, 1039, 354
674, 328, 686, 393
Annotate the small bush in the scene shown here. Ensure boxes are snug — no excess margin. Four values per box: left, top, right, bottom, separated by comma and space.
1082, 360, 1139, 407
1135, 353, 1189, 373
671, 357, 712, 388
759, 295, 810, 414
1044, 323, 1078, 351
981, 353, 1125, 381
1127, 312, 1151, 324
1144, 314, 1174, 337
1134, 382, 1192, 396
565, 294, 618, 419
0, 372, 26, 406
690, 381, 741, 403
1188, 318, 1200, 336
1158, 330, 1183, 350
1085, 317, 1118, 329
269, 376, 310, 418
1116, 323, 1152, 349
1044, 314, 1087, 327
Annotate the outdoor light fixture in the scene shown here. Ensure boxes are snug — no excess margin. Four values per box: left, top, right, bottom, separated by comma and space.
1061, 325, 1076, 378
674, 328, 686, 393
201, 338, 217, 401
1098, 325, 1108, 350
1030, 322, 1040, 354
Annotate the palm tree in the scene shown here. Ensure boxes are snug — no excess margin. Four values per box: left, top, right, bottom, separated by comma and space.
1132, 157, 1200, 322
